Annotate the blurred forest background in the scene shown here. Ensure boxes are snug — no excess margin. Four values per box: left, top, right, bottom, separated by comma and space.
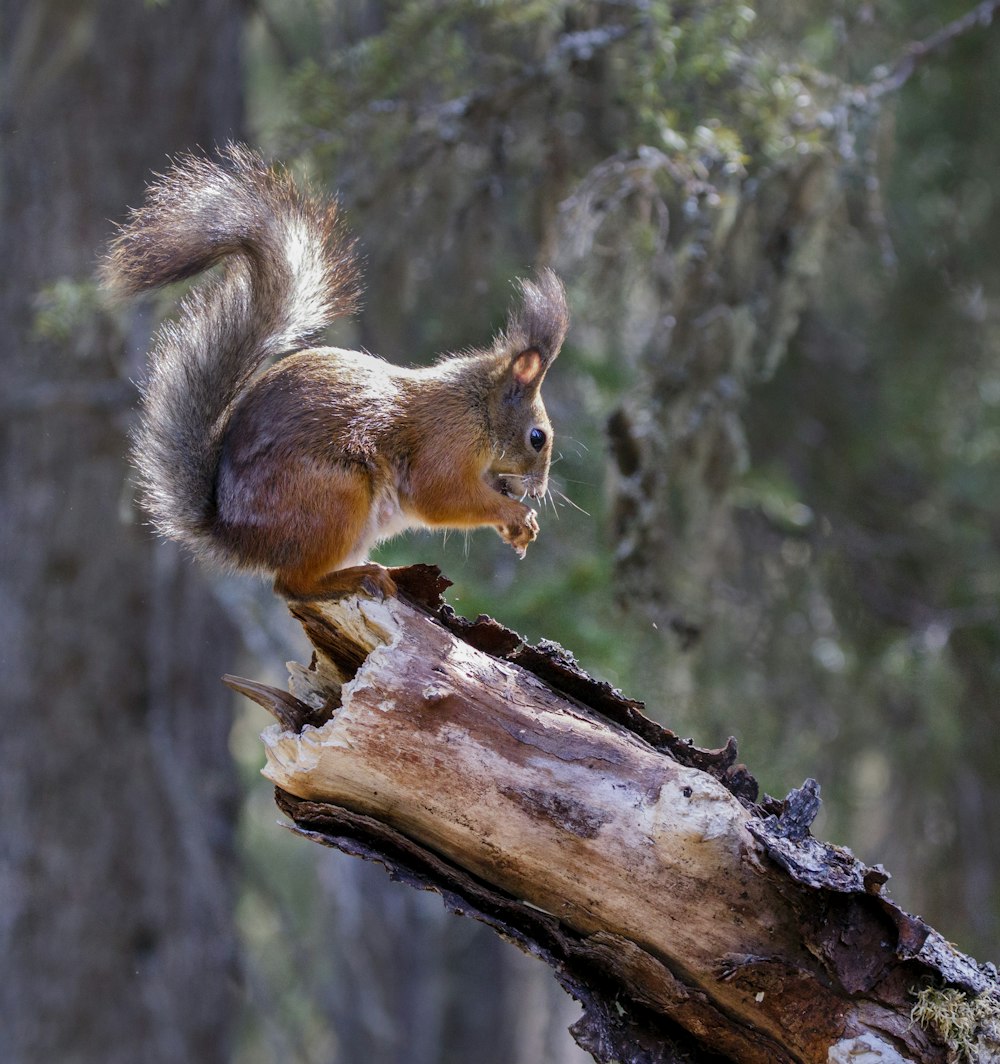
3, 0, 1000, 1061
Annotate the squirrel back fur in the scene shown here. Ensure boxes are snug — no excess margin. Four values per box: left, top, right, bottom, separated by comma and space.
102, 145, 361, 557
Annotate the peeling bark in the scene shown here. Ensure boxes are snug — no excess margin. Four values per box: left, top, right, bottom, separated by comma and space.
228, 565, 1000, 1064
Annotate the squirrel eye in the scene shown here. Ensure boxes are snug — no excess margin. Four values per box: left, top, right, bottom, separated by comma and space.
529, 427, 546, 452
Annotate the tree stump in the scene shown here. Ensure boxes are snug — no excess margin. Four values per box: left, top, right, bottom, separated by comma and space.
227, 565, 1000, 1064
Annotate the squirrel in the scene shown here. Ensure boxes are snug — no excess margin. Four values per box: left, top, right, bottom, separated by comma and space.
102, 145, 569, 599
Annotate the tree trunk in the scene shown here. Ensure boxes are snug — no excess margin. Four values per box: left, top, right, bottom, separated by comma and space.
231, 565, 1000, 1064
0, 2, 243, 1061
606, 155, 838, 636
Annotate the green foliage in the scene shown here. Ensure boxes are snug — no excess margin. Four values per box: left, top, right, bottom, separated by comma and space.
276, 0, 845, 192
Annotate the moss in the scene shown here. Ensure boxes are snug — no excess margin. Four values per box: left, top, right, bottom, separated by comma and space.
910, 985, 1000, 1063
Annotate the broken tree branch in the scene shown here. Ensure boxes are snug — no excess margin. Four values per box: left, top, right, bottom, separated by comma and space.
227, 564, 1000, 1064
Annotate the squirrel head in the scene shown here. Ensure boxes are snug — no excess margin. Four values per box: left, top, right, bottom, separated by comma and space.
484, 270, 568, 502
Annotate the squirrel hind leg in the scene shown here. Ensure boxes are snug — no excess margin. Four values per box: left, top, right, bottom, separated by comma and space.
267, 463, 387, 601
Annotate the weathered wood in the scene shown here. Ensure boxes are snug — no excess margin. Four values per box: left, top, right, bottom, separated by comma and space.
227, 564, 1000, 1064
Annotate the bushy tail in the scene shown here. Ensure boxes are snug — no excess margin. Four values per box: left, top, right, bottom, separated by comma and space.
102, 144, 361, 554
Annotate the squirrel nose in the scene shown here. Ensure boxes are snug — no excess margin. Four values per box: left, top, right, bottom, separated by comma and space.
526, 473, 546, 499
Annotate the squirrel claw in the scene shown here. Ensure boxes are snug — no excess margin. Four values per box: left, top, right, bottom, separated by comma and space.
357, 563, 398, 600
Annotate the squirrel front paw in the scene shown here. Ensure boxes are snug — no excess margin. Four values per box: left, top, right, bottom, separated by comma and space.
498, 508, 539, 558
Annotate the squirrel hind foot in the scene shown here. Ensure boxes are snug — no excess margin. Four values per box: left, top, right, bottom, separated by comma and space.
274, 562, 397, 603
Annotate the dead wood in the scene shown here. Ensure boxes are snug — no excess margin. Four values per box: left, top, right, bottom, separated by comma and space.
226, 564, 1000, 1064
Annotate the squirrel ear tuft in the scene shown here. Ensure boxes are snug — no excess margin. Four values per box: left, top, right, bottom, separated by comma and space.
511, 348, 544, 388
504, 269, 568, 366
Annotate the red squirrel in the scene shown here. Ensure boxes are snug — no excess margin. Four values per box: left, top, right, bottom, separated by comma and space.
102, 145, 569, 599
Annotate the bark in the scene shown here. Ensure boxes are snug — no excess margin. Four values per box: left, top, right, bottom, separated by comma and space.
228, 565, 1000, 1064
0, 2, 243, 1062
